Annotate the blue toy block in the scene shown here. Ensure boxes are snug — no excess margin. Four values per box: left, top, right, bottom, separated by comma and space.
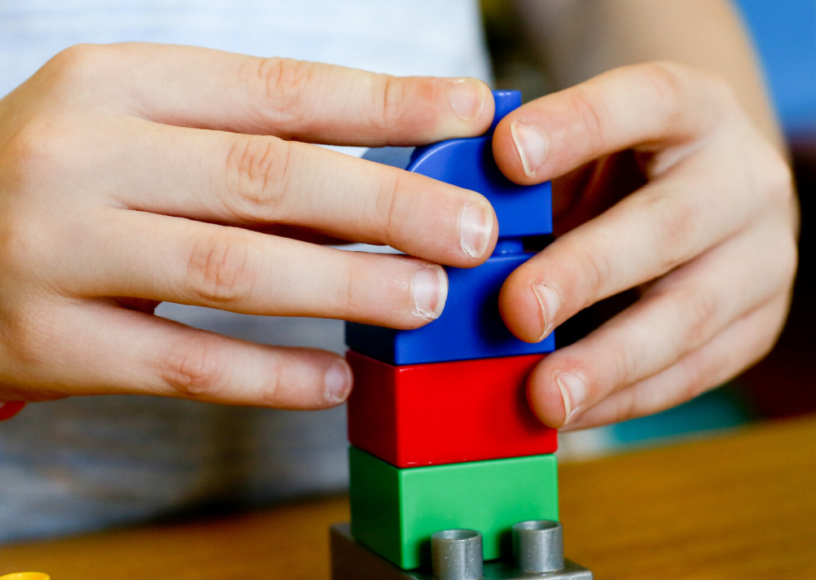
346, 91, 554, 365
346, 239, 554, 365
362, 91, 552, 238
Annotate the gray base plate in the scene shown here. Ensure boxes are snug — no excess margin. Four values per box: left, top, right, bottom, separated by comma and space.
330, 523, 593, 580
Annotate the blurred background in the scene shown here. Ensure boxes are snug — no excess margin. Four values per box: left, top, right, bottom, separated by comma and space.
479, 0, 816, 457
1, 0, 813, 546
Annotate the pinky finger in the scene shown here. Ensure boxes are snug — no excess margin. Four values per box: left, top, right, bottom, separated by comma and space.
10, 301, 352, 409
562, 294, 790, 430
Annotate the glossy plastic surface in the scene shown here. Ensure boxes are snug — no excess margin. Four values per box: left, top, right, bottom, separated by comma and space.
349, 447, 559, 570
331, 524, 593, 580
348, 91, 554, 365
346, 248, 555, 364
346, 351, 557, 467
363, 91, 552, 237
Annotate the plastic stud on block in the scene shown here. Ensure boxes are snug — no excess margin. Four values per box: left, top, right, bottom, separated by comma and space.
348, 447, 559, 570
0, 575, 51, 580
346, 351, 557, 467
513, 521, 564, 573
431, 530, 483, 580
330, 523, 593, 580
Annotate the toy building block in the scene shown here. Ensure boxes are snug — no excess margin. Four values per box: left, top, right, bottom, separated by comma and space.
331, 522, 593, 580
346, 351, 557, 467
360, 91, 552, 238
348, 447, 559, 570
346, 241, 555, 365
346, 90, 554, 366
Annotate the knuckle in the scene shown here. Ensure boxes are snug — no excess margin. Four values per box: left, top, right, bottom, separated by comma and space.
567, 87, 606, 153
611, 339, 640, 388
762, 152, 795, 208
3, 119, 70, 176
705, 72, 739, 110
253, 57, 316, 129
679, 362, 713, 401
375, 74, 409, 132
644, 193, 697, 271
186, 230, 256, 305
223, 135, 292, 220
5, 303, 64, 369
0, 211, 43, 275
637, 61, 686, 122
259, 359, 284, 405
673, 287, 719, 348
159, 335, 227, 398
618, 389, 642, 422
568, 240, 613, 301
370, 171, 402, 245
679, 344, 729, 402
336, 256, 366, 319
44, 43, 113, 87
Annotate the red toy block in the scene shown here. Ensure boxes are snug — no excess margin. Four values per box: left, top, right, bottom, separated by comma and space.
346, 351, 557, 467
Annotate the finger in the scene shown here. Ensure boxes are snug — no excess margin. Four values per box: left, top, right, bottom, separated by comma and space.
5, 300, 352, 409
525, 222, 796, 428
58, 210, 449, 328
562, 295, 790, 430
99, 120, 497, 266
61, 43, 494, 144
499, 141, 793, 343
492, 61, 728, 184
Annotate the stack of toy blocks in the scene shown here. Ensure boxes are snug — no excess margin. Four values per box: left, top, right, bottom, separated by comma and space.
332, 91, 593, 580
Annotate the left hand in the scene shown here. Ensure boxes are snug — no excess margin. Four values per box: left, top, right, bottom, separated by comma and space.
492, 62, 798, 429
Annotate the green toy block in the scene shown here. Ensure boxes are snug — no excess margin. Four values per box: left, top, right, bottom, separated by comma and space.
349, 447, 559, 570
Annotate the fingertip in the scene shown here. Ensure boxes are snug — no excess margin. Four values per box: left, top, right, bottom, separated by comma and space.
492, 113, 540, 185
499, 268, 550, 343
434, 77, 494, 139
323, 357, 353, 405
526, 361, 568, 428
445, 78, 491, 123
527, 358, 589, 429
456, 196, 499, 265
412, 264, 449, 321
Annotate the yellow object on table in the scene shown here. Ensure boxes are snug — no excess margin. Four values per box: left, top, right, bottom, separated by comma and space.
0, 574, 50, 580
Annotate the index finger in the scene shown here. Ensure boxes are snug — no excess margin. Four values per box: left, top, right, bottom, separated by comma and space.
55, 42, 495, 144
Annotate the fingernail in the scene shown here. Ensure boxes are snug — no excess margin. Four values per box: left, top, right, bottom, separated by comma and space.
555, 372, 586, 425
511, 120, 548, 177
460, 202, 493, 259
447, 79, 486, 121
532, 282, 560, 341
413, 266, 448, 320
325, 360, 352, 403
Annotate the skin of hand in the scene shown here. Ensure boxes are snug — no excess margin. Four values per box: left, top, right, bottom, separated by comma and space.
493, 61, 798, 429
0, 42, 498, 409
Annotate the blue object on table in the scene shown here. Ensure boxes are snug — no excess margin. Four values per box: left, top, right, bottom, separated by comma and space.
346, 91, 555, 365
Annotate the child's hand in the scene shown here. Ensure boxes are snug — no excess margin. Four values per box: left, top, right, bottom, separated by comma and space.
493, 62, 797, 429
0, 43, 497, 409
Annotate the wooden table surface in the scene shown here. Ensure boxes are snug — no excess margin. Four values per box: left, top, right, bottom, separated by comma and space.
2, 416, 815, 580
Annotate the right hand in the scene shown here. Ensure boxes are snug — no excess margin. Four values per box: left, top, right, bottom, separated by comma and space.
0, 43, 497, 409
